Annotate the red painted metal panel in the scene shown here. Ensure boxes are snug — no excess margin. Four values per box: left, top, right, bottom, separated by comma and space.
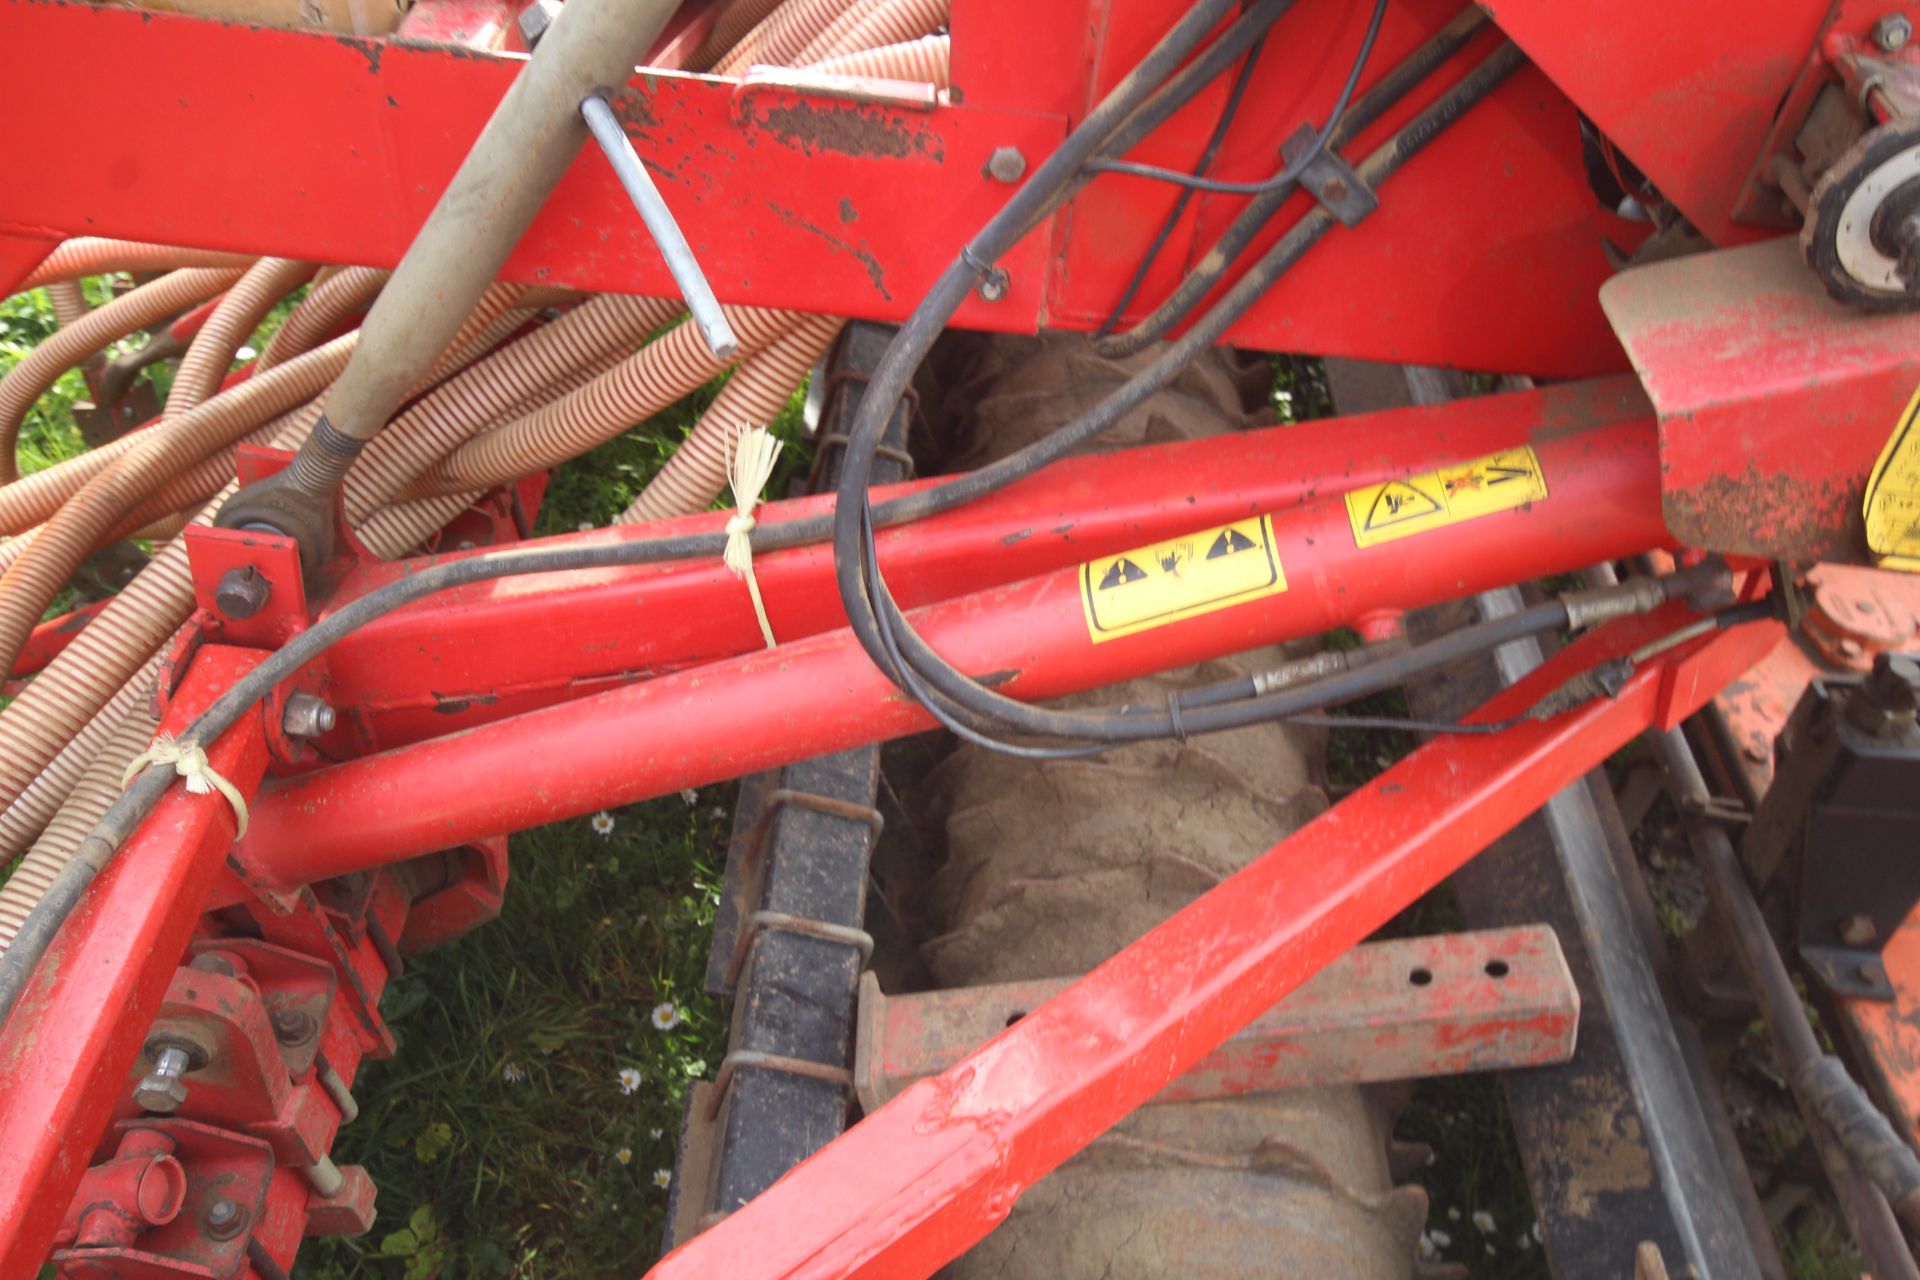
3, 0, 1666, 375
0, 647, 269, 1280
645, 613, 1783, 1280
315, 376, 1654, 747
233, 411, 1668, 886
1483, 0, 1832, 246
1603, 236, 1920, 562
0, 0, 1059, 334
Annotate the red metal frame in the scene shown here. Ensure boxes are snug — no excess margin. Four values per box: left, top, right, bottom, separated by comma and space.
1, 0, 1916, 1273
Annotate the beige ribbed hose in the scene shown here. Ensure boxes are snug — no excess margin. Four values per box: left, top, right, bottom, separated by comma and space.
346, 293, 678, 512
45, 281, 90, 329
810, 32, 949, 86
17, 239, 256, 292
256, 267, 388, 371
0, 335, 357, 675
406, 305, 802, 498
0, 267, 243, 482
713, 0, 853, 74
814, 0, 947, 61
621, 312, 845, 522
167, 258, 316, 414
688, 0, 788, 69
0, 700, 157, 949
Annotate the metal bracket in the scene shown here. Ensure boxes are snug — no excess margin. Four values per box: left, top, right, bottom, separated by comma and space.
1803, 943, 1898, 1000
1280, 123, 1377, 227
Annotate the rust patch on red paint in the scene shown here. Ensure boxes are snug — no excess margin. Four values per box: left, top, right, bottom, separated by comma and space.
1667, 463, 1862, 563
753, 99, 942, 163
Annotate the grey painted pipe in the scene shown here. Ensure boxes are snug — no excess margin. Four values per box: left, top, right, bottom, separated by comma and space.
319, 0, 681, 443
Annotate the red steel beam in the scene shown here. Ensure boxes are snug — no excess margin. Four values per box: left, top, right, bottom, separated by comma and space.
235, 411, 1668, 888
318, 377, 1654, 746
0, 647, 270, 1279
852, 925, 1581, 1111
646, 612, 1783, 1280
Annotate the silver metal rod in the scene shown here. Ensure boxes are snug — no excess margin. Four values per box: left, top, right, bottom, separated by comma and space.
581, 93, 740, 361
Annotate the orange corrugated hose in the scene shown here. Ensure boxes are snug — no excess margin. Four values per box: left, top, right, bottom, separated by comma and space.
809, 32, 949, 86
168, 259, 317, 410
621, 311, 846, 522
17, 238, 256, 291
256, 267, 389, 371
0, 267, 243, 483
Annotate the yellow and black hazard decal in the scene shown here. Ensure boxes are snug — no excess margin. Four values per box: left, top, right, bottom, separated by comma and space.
1343, 446, 1548, 548
1866, 386, 1920, 572
1080, 516, 1287, 642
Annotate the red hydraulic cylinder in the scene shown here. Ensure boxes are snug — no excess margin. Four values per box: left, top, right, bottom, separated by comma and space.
645, 614, 1785, 1280
236, 413, 1669, 889
0, 647, 269, 1280
318, 376, 1654, 747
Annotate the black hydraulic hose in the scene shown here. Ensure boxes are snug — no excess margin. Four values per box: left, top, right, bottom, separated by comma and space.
1097, 35, 1270, 337
1082, 0, 1387, 197
834, 43, 1528, 742
1097, 5, 1491, 358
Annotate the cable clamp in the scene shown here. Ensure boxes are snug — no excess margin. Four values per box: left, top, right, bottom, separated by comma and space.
123, 732, 250, 837
725, 425, 785, 649
959, 245, 1010, 299
1167, 691, 1189, 744
1278, 123, 1376, 228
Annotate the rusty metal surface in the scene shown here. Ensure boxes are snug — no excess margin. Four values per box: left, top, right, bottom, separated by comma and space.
853, 926, 1579, 1111
1602, 237, 1920, 562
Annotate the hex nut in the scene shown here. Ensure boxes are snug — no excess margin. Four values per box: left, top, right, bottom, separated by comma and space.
203, 1197, 248, 1242
986, 146, 1027, 184
1874, 12, 1913, 51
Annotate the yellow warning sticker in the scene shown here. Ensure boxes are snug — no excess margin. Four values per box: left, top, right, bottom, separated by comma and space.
1865, 386, 1920, 572
1344, 446, 1549, 548
1080, 515, 1287, 642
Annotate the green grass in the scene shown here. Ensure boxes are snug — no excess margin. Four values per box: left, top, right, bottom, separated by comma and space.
298, 797, 730, 1278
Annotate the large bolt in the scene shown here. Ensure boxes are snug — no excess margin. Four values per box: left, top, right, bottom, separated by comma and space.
281, 693, 337, 739
214, 566, 270, 621
985, 146, 1027, 184
976, 269, 1010, 303
1847, 651, 1920, 736
203, 1197, 248, 1242
1874, 11, 1913, 51
132, 1044, 194, 1114
270, 1006, 318, 1047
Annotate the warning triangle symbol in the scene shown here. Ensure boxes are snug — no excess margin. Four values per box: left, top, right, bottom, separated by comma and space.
1098, 558, 1149, 590
1364, 481, 1442, 530
1485, 463, 1533, 486
1206, 528, 1259, 559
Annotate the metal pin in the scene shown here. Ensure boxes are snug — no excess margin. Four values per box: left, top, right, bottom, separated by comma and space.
580, 92, 739, 361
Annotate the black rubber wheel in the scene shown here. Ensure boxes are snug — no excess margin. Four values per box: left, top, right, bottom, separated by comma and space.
1802, 117, 1920, 311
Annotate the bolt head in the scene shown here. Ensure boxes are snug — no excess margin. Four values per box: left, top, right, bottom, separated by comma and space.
986, 146, 1027, 184
1842, 913, 1880, 947
282, 693, 338, 739
516, 0, 558, 48
214, 566, 271, 621
133, 1073, 190, 1113
1875, 12, 1913, 51
976, 271, 1010, 303
270, 1007, 317, 1046
203, 1197, 248, 1241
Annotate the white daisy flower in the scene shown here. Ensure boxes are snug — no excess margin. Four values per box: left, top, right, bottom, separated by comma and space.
649, 1128, 664, 1140
614, 1147, 633, 1165
1473, 1210, 1496, 1234
1417, 1233, 1436, 1260
237, 345, 258, 361
591, 811, 615, 836
653, 1168, 672, 1189
1447, 1207, 1461, 1222
501, 1061, 526, 1084
617, 1067, 642, 1095
1531, 1222, 1543, 1244
1428, 1229, 1451, 1248
680, 788, 698, 805
578, 521, 595, 532
651, 1002, 682, 1031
